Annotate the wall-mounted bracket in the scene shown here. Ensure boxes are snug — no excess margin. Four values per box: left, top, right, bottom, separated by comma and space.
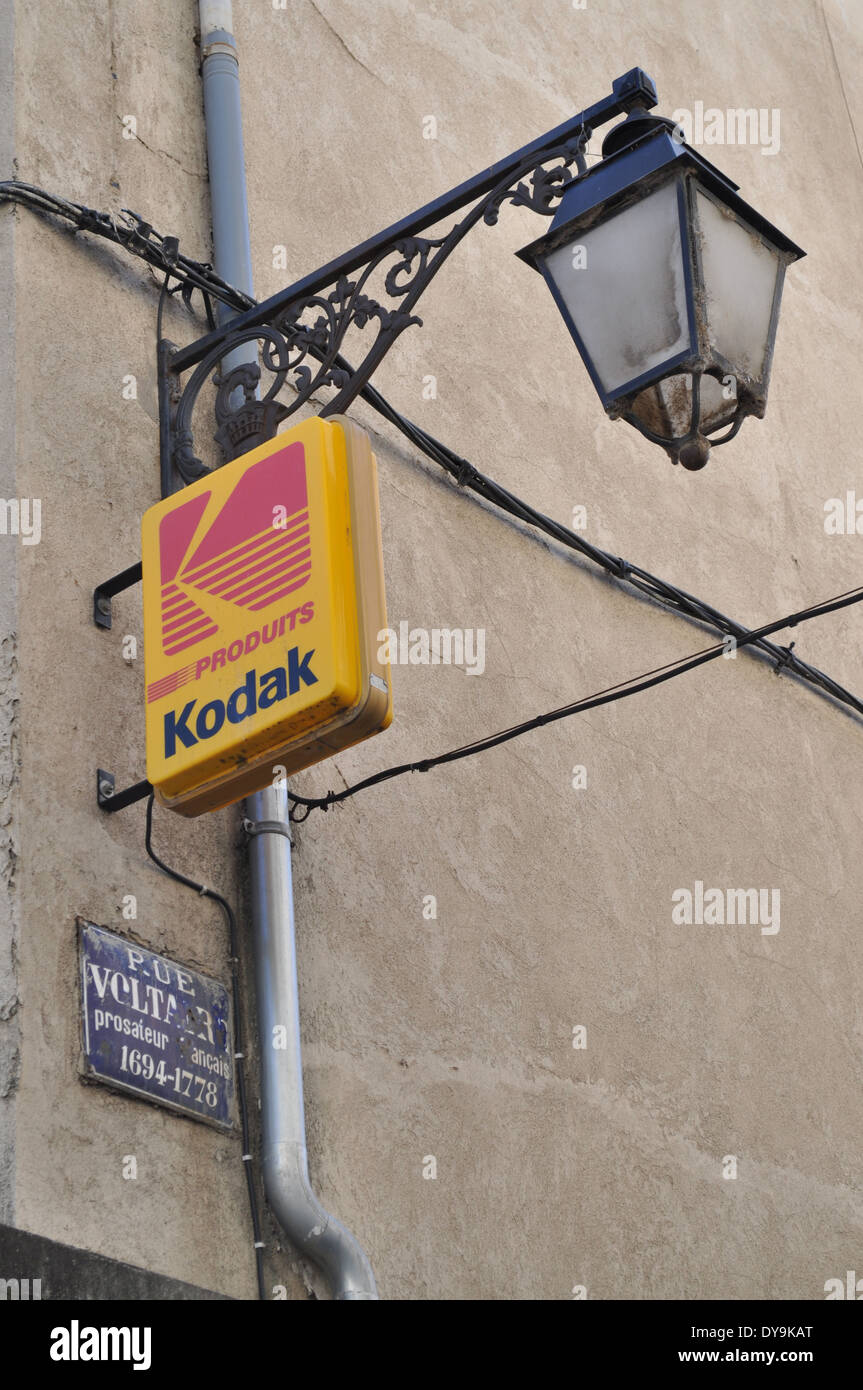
96, 769, 152, 813
158, 68, 657, 494
94, 564, 149, 809
93, 561, 143, 629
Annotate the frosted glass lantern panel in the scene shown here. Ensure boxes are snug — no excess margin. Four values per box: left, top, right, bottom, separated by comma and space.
695, 188, 782, 381
543, 181, 692, 397
629, 371, 737, 439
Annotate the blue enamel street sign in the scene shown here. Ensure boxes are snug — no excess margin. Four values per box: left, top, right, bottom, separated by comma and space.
79, 921, 235, 1130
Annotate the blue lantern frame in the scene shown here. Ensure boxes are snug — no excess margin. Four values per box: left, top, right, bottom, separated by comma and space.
517, 126, 805, 464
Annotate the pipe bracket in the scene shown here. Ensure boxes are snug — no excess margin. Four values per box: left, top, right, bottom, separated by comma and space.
242, 817, 293, 845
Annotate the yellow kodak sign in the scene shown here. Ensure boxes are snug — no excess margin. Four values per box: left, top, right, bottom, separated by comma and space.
142, 416, 392, 815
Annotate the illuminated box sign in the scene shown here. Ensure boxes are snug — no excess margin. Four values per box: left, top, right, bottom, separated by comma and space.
142, 416, 392, 816
79, 921, 235, 1130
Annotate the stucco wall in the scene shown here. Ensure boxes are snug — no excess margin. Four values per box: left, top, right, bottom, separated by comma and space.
0, 0, 20, 1231
2, 0, 862, 1299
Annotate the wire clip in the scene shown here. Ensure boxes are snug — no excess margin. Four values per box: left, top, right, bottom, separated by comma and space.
774, 641, 796, 674
455, 458, 473, 487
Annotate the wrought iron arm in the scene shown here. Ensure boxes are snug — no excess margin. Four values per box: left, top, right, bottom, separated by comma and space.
159, 67, 657, 491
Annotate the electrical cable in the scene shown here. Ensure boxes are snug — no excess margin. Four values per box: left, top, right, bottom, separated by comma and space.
352, 374, 863, 720
287, 584, 863, 819
145, 793, 267, 1301
4, 182, 862, 719
7, 178, 863, 1236
0, 182, 250, 319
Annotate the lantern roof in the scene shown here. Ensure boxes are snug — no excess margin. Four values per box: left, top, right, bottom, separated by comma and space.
517, 128, 805, 271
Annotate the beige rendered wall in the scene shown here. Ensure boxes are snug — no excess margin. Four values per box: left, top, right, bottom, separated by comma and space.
2, 0, 862, 1299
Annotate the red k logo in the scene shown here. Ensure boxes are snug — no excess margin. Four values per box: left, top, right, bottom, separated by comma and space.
157, 442, 311, 659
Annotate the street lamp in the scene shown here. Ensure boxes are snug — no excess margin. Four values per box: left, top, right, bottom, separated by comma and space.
158, 68, 803, 489
517, 108, 804, 469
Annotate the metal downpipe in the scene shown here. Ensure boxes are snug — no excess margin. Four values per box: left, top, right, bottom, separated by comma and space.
248, 785, 377, 1300
197, 0, 378, 1301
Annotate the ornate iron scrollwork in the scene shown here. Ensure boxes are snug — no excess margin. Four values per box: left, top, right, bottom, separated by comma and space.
158, 128, 591, 491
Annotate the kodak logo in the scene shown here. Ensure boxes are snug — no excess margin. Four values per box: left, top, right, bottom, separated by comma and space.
163, 648, 317, 758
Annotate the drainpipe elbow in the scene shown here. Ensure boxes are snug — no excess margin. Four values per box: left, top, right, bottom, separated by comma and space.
263, 1140, 378, 1301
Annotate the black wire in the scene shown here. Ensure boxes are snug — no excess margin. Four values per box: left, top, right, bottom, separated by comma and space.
0, 183, 255, 315
353, 373, 863, 720
145, 793, 267, 1301
287, 584, 863, 819
5, 179, 863, 722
